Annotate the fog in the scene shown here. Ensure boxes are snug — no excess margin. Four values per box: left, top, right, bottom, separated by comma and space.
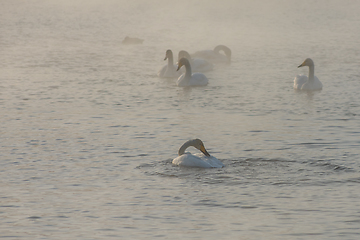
2, 1, 360, 239
3, 0, 359, 66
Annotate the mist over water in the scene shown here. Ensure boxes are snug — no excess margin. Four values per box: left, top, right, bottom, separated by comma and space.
1, 0, 360, 239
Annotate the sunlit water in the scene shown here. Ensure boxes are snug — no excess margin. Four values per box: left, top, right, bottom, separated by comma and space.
1, 0, 360, 239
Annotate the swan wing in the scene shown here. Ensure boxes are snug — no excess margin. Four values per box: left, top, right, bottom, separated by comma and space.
172, 153, 213, 168
192, 50, 228, 64
176, 74, 186, 87
191, 50, 215, 60
158, 65, 167, 77
313, 76, 323, 90
301, 76, 323, 90
198, 154, 225, 168
191, 58, 214, 72
294, 74, 307, 89
176, 73, 208, 87
189, 73, 209, 86
158, 64, 181, 78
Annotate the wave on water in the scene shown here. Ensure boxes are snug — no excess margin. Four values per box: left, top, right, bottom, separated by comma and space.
136, 157, 356, 187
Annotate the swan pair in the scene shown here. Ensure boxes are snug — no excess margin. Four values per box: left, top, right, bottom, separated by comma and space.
294, 58, 323, 91
158, 49, 209, 87
158, 45, 232, 87
172, 139, 224, 168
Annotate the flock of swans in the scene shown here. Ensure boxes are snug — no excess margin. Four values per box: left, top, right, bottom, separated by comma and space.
158, 45, 231, 87
158, 45, 322, 91
157, 45, 323, 168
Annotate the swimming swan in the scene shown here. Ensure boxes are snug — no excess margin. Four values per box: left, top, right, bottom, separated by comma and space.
172, 139, 224, 168
191, 45, 231, 64
158, 49, 182, 78
176, 58, 209, 87
294, 58, 323, 91
178, 50, 213, 72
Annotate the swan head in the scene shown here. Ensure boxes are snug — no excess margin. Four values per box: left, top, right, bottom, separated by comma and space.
298, 58, 314, 68
214, 45, 231, 63
194, 139, 211, 157
177, 57, 190, 71
178, 50, 191, 61
164, 49, 173, 61
178, 138, 211, 157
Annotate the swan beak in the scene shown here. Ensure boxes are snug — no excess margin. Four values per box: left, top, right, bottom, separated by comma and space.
176, 64, 182, 71
200, 145, 211, 157
298, 62, 305, 68
164, 56, 168, 61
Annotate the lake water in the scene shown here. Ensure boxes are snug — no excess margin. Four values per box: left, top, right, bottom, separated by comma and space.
1, 0, 360, 239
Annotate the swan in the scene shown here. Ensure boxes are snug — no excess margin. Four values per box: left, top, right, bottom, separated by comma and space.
158, 50, 182, 78
178, 50, 213, 72
294, 58, 323, 91
172, 139, 224, 168
191, 45, 231, 64
176, 58, 209, 87
122, 36, 144, 45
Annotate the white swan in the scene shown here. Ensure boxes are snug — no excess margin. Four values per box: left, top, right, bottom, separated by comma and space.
294, 58, 323, 91
176, 58, 209, 87
191, 45, 231, 64
158, 50, 182, 78
178, 50, 213, 72
172, 139, 224, 168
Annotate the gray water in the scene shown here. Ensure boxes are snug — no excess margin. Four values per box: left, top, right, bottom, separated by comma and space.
1, 0, 360, 239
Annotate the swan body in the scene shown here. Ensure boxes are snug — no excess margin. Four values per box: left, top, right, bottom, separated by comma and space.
176, 58, 208, 87
158, 50, 182, 78
122, 36, 144, 45
191, 45, 231, 64
172, 139, 224, 168
178, 50, 213, 72
294, 58, 323, 91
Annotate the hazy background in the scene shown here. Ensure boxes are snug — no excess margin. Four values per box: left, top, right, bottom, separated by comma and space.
1, 0, 360, 239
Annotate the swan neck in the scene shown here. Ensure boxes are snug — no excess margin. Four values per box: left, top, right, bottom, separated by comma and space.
184, 61, 192, 79
308, 65, 315, 81
184, 52, 192, 62
179, 51, 192, 62
214, 45, 231, 62
178, 142, 189, 156
167, 55, 174, 66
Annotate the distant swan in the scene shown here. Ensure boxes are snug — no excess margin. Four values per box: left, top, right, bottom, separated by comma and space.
172, 139, 224, 168
122, 36, 144, 45
158, 50, 182, 78
176, 58, 209, 87
191, 45, 231, 64
178, 50, 213, 72
294, 58, 323, 91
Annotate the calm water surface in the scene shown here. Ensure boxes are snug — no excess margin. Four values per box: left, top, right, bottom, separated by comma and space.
1, 0, 360, 239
